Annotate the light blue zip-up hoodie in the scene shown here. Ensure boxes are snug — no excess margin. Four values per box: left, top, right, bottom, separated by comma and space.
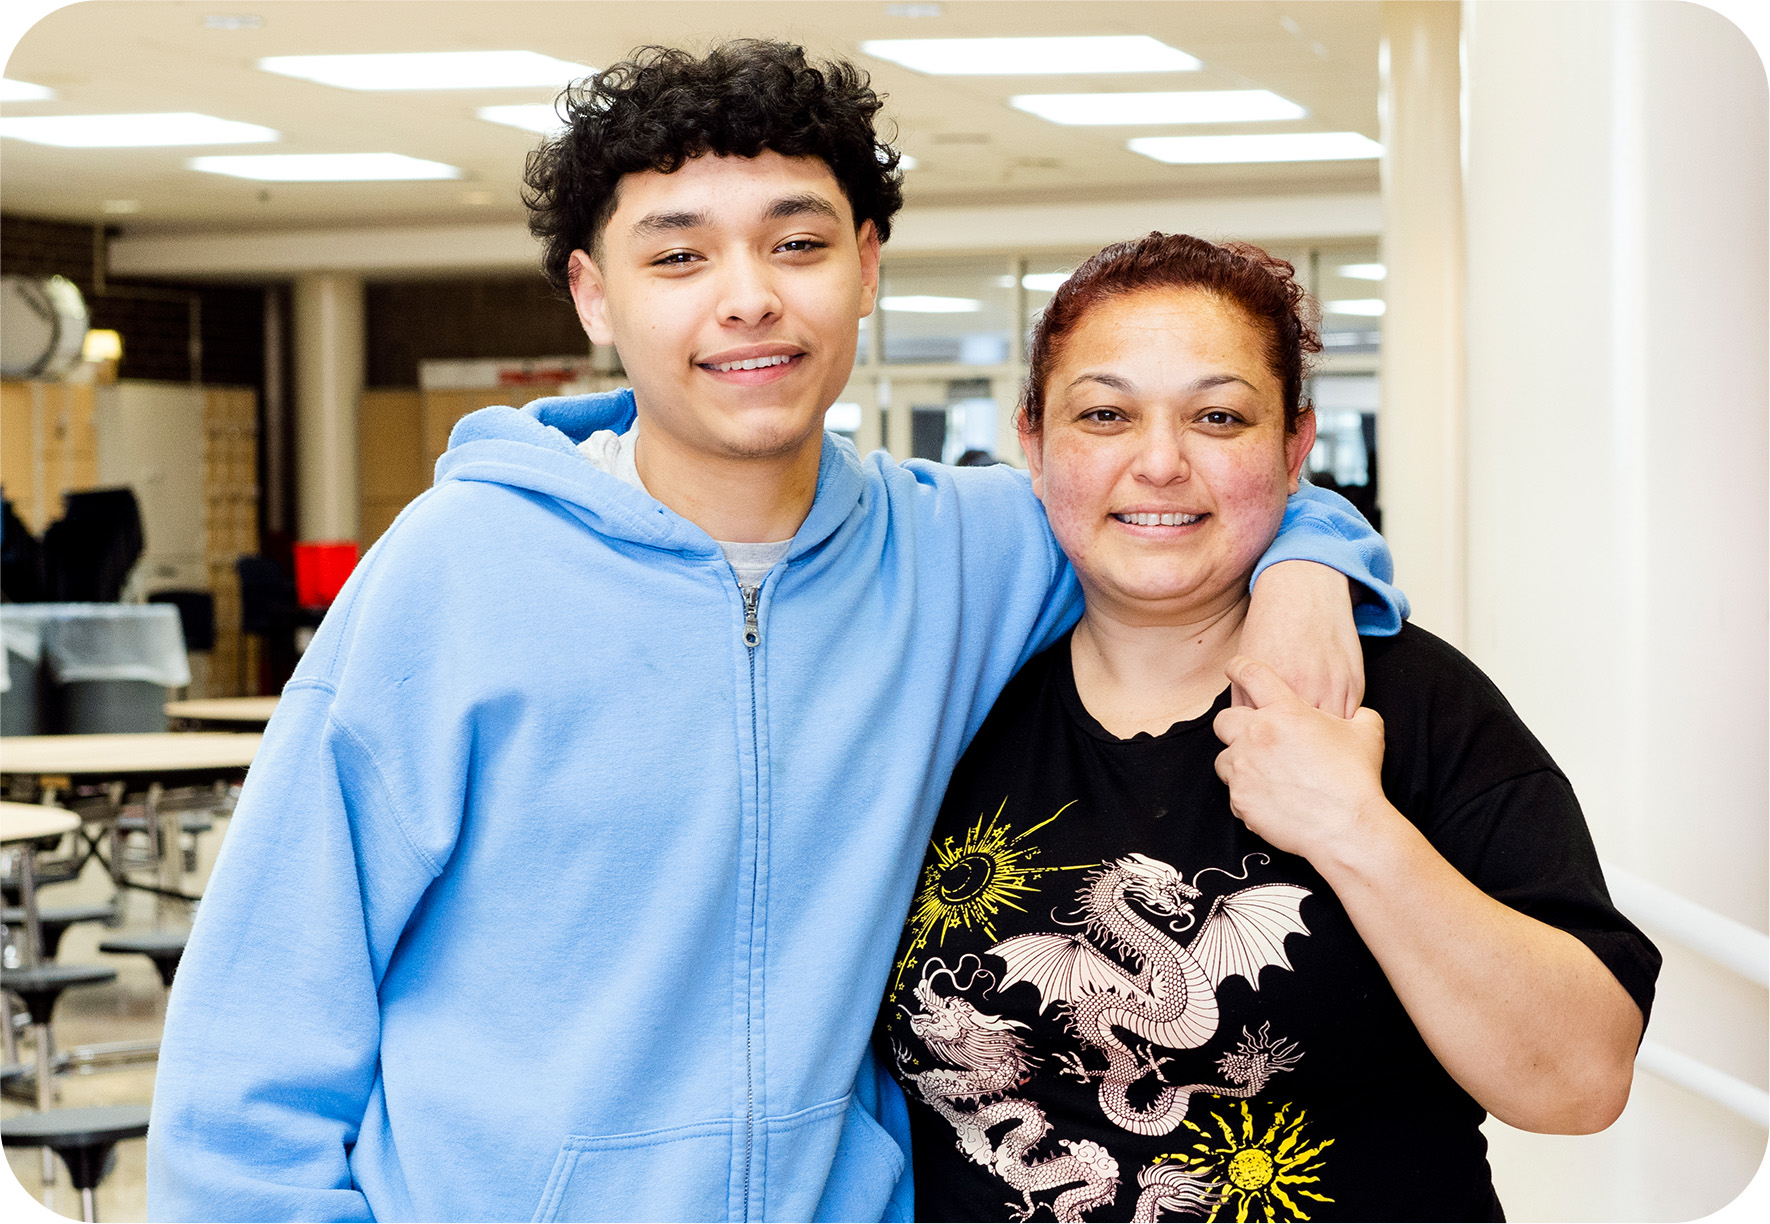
148, 389, 1404, 1223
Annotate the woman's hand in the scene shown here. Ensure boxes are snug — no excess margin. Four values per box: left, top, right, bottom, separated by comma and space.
1213, 655, 1641, 1135
1213, 655, 1390, 862
1239, 560, 1363, 718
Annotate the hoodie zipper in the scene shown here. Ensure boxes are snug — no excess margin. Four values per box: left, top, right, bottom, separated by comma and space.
742, 584, 762, 650
739, 579, 761, 1220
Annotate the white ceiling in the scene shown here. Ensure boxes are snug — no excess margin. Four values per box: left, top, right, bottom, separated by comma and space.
2, 1, 1381, 236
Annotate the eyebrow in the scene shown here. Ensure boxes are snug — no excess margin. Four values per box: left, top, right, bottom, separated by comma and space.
764, 193, 842, 224
630, 209, 706, 238
1188, 373, 1258, 393
628, 194, 842, 240
1066, 372, 1259, 394
1068, 372, 1137, 393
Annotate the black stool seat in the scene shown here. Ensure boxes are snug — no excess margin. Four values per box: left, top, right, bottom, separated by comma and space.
3, 902, 118, 960
115, 811, 214, 835
3, 1103, 150, 1219
2, 963, 118, 1025
3, 853, 82, 903
99, 929, 190, 987
1, 1104, 150, 1155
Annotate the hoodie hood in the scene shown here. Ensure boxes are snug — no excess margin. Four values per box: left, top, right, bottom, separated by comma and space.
434, 388, 867, 562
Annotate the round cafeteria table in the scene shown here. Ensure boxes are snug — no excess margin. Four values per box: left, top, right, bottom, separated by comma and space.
164, 696, 279, 731
2, 800, 83, 969
0, 733, 260, 904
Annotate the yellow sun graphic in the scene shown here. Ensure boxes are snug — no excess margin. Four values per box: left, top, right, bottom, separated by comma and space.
889, 798, 1088, 998
1163, 1101, 1333, 1222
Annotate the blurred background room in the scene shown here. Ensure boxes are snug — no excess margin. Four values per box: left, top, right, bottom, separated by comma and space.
0, 2, 1764, 1220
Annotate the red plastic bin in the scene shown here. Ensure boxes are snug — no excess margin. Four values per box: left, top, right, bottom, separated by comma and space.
293, 541, 359, 608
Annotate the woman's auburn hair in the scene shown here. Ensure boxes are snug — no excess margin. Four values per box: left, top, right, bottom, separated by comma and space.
1019, 232, 1323, 435
523, 40, 905, 295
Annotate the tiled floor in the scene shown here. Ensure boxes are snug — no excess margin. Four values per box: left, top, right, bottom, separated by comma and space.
5, 811, 222, 1222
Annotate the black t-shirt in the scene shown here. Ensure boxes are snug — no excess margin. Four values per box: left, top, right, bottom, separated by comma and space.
874, 623, 1659, 1223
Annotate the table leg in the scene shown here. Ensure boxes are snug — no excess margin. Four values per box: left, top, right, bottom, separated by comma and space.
106, 780, 127, 888
150, 782, 180, 923
17, 841, 43, 969
37, 1017, 56, 1190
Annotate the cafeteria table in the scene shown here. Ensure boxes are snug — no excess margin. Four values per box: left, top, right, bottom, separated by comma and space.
2, 800, 83, 1076
164, 696, 280, 732
0, 733, 260, 908
2, 801, 83, 969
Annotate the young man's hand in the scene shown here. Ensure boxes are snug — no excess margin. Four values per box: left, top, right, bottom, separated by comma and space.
1238, 559, 1363, 718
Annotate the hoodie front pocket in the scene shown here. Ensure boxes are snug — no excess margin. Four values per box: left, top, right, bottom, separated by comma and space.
530, 1121, 733, 1223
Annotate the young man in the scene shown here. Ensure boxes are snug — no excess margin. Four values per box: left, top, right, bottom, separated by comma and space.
149, 42, 1405, 1222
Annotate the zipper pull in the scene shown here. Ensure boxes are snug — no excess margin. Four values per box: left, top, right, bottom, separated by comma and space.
741, 584, 761, 649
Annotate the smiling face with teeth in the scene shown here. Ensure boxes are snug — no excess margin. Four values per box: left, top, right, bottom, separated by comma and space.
1023, 286, 1316, 627
567, 151, 880, 530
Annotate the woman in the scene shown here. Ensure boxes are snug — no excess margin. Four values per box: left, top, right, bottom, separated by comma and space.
874, 234, 1659, 1222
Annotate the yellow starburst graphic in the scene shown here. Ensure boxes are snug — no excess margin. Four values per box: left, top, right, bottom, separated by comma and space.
1163, 1101, 1333, 1222
888, 798, 1087, 998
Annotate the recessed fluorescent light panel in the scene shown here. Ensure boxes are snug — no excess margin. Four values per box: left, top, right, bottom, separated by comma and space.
1324, 299, 1386, 316
1021, 272, 1071, 292
1012, 90, 1304, 126
1, 78, 56, 102
0, 112, 278, 147
1338, 263, 1386, 280
880, 295, 980, 313
477, 104, 565, 135
259, 51, 594, 91
189, 153, 462, 181
1129, 131, 1381, 164
861, 36, 1200, 76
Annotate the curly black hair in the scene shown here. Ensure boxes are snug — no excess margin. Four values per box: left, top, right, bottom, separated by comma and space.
523, 40, 904, 295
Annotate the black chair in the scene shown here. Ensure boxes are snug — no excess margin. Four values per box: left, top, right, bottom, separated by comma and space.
237, 553, 299, 690
148, 589, 217, 652
98, 928, 189, 988
42, 488, 143, 603
2, 901, 117, 960
2, 493, 47, 602
2, 1103, 151, 1222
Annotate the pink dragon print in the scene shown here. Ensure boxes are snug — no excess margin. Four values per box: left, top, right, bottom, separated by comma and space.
991, 854, 1309, 1137
893, 958, 1124, 1221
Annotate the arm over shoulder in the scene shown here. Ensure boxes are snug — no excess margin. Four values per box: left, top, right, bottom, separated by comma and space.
1255, 482, 1410, 634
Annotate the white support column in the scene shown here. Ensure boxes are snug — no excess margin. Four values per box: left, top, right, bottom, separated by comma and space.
293, 273, 363, 543
885, 378, 913, 461
1463, 2, 1768, 1219
1377, 0, 1467, 644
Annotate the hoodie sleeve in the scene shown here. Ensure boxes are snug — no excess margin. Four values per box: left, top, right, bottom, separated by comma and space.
1253, 481, 1409, 634
147, 676, 444, 1222
147, 495, 472, 1222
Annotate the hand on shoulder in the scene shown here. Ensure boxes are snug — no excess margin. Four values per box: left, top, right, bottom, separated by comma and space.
1213, 654, 1393, 863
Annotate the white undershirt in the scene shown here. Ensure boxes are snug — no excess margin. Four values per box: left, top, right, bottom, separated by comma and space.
577, 424, 791, 591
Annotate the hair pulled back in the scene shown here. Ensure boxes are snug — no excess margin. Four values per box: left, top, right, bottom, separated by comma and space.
523, 40, 904, 294
1020, 233, 1322, 434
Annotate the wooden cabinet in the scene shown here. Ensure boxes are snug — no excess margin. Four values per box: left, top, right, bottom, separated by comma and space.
0, 380, 99, 533
356, 379, 627, 549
